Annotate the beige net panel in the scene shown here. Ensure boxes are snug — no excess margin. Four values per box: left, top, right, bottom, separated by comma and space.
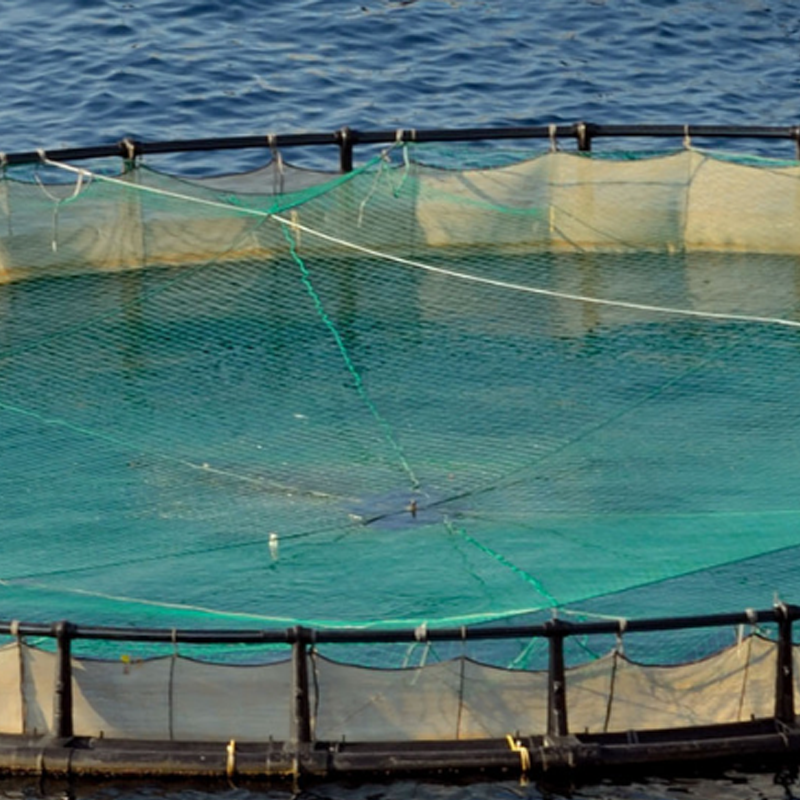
0, 636, 785, 741
411, 150, 800, 254
3, 149, 800, 288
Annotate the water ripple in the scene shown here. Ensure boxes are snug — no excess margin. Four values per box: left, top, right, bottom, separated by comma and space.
0, 0, 797, 165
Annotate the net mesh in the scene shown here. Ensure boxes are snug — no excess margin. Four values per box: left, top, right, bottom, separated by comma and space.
0, 634, 786, 740
2, 145, 800, 636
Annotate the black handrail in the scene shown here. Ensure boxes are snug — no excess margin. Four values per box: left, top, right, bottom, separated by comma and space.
20, 604, 794, 747
3, 122, 800, 171
2, 604, 794, 646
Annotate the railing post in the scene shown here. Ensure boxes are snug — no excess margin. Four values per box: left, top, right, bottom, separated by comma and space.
576, 121, 592, 152
291, 626, 312, 744
774, 603, 795, 725
52, 620, 74, 739
546, 619, 569, 738
337, 126, 355, 173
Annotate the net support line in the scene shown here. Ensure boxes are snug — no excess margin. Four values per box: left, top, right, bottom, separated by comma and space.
38, 156, 800, 332
281, 223, 420, 490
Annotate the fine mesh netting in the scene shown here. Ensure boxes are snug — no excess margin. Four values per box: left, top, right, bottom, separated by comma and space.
2, 144, 800, 633
0, 634, 786, 740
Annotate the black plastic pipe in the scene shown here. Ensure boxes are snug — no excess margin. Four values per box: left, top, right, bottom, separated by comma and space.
3, 123, 799, 169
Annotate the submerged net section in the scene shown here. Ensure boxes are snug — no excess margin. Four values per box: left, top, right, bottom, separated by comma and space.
2, 146, 800, 636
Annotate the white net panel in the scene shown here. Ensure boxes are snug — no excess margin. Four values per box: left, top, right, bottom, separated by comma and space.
0, 635, 786, 741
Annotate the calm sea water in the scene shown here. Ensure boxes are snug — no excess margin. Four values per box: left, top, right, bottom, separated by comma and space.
1, 0, 799, 160
2, 1, 800, 798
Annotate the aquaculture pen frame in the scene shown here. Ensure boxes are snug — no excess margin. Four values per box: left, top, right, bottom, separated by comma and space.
0, 605, 798, 782
4, 123, 800, 784
4, 122, 800, 172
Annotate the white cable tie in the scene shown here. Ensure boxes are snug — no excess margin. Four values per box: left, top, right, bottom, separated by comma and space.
36, 148, 47, 164
9, 620, 19, 638
267, 133, 280, 162
122, 138, 136, 163
745, 607, 757, 625
395, 128, 404, 145
683, 124, 692, 149
614, 618, 627, 654
0, 152, 6, 170
576, 121, 588, 151
409, 128, 417, 142
414, 622, 428, 642
549, 123, 558, 153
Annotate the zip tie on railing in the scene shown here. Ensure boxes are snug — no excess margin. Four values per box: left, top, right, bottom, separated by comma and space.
549, 123, 558, 153
9, 620, 19, 638
576, 121, 588, 151
394, 128, 418, 145
506, 734, 531, 777
268, 133, 284, 173
683, 124, 692, 149
414, 622, 428, 642
267, 133, 285, 194
745, 607, 758, 625
615, 618, 627, 655
121, 138, 137, 164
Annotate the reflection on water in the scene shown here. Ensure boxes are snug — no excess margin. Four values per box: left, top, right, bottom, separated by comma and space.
1, 771, 799, 800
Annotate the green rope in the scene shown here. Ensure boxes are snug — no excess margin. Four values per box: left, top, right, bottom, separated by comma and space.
281, 222, 419, 489
444, 517, 559, 607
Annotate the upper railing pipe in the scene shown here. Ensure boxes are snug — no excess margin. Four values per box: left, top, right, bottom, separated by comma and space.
3, 123, 799, 170
0, 605, 794, 647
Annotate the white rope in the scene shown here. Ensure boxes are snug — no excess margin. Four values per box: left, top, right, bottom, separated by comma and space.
38, 156, 800, 332
277, 221, 800, 330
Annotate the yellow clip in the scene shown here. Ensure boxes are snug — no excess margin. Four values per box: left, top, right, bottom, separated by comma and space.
506, 733, 531, 778
226, 738, 237, 778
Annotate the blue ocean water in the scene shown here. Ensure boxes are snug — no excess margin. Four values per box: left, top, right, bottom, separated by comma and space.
1, 0, 799, 160
2, 1, 800, 799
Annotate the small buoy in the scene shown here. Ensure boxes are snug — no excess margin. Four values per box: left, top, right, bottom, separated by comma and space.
269, 532, 279, 561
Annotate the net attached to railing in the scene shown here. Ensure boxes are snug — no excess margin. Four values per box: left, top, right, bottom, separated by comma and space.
0, 633, 787, 741
2, 144, 800, 637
